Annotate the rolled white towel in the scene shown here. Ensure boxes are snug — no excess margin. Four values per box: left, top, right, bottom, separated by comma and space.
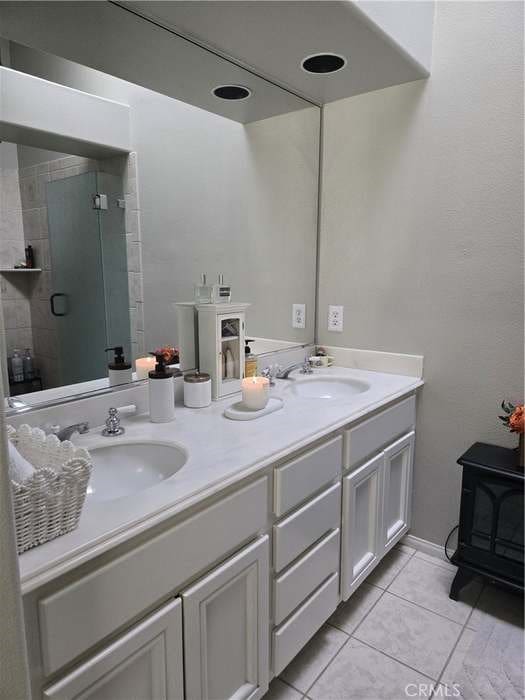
8, 439, 35, 483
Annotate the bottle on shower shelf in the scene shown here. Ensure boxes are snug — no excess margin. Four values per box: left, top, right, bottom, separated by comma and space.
23, 348, 34, 381
11, 349, 24, 383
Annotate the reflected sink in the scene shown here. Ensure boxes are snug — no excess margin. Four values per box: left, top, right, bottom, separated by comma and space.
86, 441, 188, 502
283, 376, 370, 400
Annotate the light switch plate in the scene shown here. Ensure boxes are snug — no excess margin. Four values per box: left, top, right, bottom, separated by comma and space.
292, 303, 306, 329
328, 305, 344, 332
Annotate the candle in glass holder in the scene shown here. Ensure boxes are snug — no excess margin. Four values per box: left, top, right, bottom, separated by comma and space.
135, 356, 156, 380
241, 376, 270, 411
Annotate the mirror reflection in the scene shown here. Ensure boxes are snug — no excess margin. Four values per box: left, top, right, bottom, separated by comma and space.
0, 41, 319, 402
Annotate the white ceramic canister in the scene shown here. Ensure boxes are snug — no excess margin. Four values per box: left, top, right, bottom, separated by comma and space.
184, 372, 212, 408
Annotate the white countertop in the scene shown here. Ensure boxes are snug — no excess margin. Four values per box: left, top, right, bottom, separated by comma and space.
18, 366, 423, 593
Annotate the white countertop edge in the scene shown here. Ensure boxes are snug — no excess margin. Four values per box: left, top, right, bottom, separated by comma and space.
19, 377, 423, 594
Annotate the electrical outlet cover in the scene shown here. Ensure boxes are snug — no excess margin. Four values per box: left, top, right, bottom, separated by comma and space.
292, 303, 306, 329
328, 305, 344, 332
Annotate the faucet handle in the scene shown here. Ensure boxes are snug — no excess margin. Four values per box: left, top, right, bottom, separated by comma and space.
261, 365, 278, 386
301, 357, 314, 374
102, 407, 125, 437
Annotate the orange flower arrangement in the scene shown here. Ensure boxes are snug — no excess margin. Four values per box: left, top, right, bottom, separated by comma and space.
153, 345, 180, 365
499, 401, 525, 434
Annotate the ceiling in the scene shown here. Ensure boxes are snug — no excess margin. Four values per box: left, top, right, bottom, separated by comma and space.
120, 1, 432, 104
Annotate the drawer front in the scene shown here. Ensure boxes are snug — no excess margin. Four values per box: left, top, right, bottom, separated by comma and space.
39, 476, 269, 675
273, 483, 341, 572
274, 528, 340, 626
274, 436, 342, 517
272, 572, 339, 676
344, 396, 415, 470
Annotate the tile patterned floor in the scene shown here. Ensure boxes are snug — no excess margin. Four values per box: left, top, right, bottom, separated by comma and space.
265, 545, 524, 700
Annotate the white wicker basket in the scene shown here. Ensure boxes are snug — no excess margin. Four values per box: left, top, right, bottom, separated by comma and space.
7, 424, 92, 554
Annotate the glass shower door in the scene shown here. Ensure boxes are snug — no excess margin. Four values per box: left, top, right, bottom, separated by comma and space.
46, 172, 110, 386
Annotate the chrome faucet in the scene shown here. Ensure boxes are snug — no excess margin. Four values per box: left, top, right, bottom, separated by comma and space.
276, 358, 314, 380
53, 422, 90, 442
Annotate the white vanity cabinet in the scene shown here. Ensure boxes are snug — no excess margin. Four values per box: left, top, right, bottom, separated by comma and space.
25, 392, 419, 700
182, 536, 270, 700
43, 599, 184, 700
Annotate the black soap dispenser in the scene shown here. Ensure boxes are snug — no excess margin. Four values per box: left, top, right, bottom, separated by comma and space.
106, 346, 132, 387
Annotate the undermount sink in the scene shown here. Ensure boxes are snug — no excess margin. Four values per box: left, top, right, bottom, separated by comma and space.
86, 441, 188, 502
283, 376, 370, 400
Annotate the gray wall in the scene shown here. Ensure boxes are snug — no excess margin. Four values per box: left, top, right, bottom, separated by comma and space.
318, 1, 524, 546
10, 43, 319, 352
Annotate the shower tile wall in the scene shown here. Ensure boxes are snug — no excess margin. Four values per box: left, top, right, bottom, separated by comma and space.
6, 150, 144, 391
0, 144, 34, 363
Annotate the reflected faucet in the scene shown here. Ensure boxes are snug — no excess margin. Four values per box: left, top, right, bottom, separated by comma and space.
53, 422, 90, 442
6, 396, 31, 413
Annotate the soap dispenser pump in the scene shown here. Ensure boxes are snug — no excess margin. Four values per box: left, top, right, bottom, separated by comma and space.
106, 346, 132, 387
244, 339, 257, 378
148, 352, 176, 423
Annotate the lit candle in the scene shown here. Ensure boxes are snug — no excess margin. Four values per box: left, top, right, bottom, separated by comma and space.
241, 376, 270, 411
135, 356, 156, 380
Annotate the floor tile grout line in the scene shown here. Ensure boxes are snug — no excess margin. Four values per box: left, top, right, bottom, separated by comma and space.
349, 634, 439, 683
462, 580, 485, 632
383, 587, 476, 627
300, 634, 353, 697
374, 548, 416, 592
279, 677, 305, 695
434, 581, 486, 688
343, 587, 386, 638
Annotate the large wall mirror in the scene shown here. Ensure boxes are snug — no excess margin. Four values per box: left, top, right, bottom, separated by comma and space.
0, 8, 320, 405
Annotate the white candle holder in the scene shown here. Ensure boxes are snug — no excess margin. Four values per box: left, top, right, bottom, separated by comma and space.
241, 376, 270, 411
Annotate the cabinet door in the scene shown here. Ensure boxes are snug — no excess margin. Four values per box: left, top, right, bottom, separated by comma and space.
341, 454, 383, 600
182, 536, 270, 700
43, 599, 183, 700
382, 431, 415, 554
217, 312, 245, 397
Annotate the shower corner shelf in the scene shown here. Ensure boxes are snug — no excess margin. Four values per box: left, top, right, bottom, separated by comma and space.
0, 268, 42, 273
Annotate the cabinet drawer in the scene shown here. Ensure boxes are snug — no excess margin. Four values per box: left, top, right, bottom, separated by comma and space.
273, 483, 340, 572
39, 476, 268, 675
274, 529, 340, 626
274, 436, 342, 516
272, 572, 339, 676
344, 396, 415, 470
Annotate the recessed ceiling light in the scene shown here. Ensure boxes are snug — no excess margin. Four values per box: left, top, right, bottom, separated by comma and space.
301, 53, 347, 75
212, 85, 252, 101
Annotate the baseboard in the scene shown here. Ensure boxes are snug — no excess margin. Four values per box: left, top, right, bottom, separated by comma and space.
402, 533, 451, 562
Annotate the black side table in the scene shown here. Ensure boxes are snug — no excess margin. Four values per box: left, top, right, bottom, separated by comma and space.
450, 442, 524, 600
